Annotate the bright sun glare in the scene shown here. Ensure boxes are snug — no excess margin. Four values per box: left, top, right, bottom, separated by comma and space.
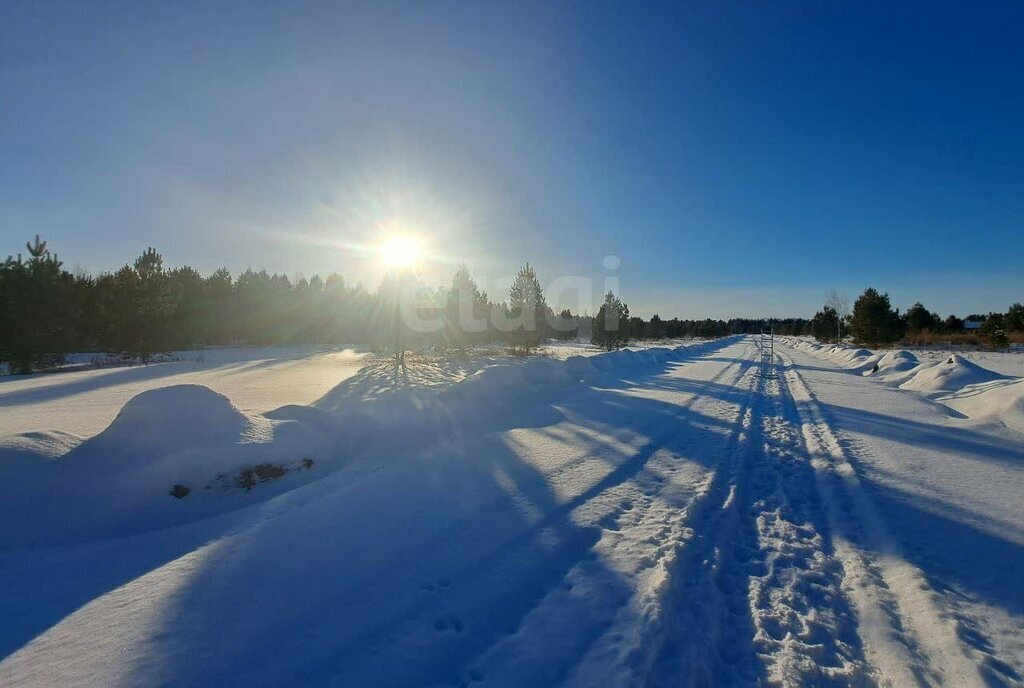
378, 235, 421, 268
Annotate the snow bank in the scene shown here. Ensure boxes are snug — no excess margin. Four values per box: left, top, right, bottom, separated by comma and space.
781, 339, 1024, 431
864, 350, 920, 381
0, 385, 331, 548
943, 378, 1024, 434
1, 340, 731, 548
0, 430, 80, 461
834, 347, 873, 364
78, 384, 263, 462
899, 354, 1006, 394
565, 354, 597, 377
0, 431, 82, 485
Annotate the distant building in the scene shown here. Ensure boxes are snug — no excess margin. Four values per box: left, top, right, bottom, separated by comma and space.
964, 320, 983, 332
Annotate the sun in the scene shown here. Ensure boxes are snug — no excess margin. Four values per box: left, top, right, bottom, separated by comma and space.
378, 235, 421, 268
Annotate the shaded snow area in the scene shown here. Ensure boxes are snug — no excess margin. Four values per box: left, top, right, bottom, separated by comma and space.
0, 346, 373, 438
2, 337, 1023, 687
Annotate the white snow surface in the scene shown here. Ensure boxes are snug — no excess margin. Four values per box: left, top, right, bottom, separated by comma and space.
0, 346, 372, 439
787, 337, 1024, 435
2, 337, 1023, 687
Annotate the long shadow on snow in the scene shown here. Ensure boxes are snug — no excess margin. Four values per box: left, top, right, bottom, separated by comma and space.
0, 361, 200, 408
0, 507, 253, 661
806, 399, 1024, 620
109, 339, 760, 685
113, 430, 621, 687
819, 401, 1024, 471
0, 349, 341, 408
1, 338, 750, 682
856, 471, 1024, 619
660, 356, 1022, 471
690, 344, 1024, 677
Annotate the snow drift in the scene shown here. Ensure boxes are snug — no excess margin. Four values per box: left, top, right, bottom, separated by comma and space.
4, 335, 1024, 687
941, 378, 1024, 434
780, 338, 1024, 433
899, 354, 1006, 394
0, 340, 727, 549
0, 385, 330, 548
864, 350, 920, 379
78, 384, 264, 460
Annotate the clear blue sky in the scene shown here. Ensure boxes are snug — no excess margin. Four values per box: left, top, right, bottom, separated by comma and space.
2, 1, 1022, 318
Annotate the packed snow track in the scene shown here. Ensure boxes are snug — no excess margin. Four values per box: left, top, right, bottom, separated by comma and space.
1, 337, 1021, 687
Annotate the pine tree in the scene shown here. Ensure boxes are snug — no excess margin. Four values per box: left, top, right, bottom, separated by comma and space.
132, 247, 173, 359
849, 288, 903, 345
1, 237, 73, 373
204, 268, 234, 345
592, 290, 630, 350
1005, 303, 1024, 333
944, 314, 965, 333
444, 265, 489, 352
167, 266, 205, 349
507, 263, 547, 354
810, 306, 839, 343
373, 271, 422, 380
553, 308, 579, 340
648, 314, 665, 339
905, 302, 939, 334
980, 313, 1009, 349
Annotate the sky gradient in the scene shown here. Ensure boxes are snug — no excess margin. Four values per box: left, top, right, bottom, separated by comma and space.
2, 1, 1022, 318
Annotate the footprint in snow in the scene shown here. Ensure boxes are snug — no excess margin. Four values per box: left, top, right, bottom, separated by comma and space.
598, 513, 622, 532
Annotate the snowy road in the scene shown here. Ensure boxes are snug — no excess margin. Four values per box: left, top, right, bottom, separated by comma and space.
1, 337, 1021, 687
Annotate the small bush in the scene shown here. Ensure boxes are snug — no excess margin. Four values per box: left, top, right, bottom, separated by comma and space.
169, 484, 191, 499
237, 463, 287, 491
979, 314, 1010, 349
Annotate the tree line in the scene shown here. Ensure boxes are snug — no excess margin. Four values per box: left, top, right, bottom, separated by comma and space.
810, 287, 1023, 348
1, 236, 792, 374
20, 236, 1010, 375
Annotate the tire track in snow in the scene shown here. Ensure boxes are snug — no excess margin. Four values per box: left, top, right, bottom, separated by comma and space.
743, 364, 866, 685
459, 344, 760, 687
628, 343, 771, 686
637, 342, 871, 687
565, 344, 764, 686
776, 344, 987, 687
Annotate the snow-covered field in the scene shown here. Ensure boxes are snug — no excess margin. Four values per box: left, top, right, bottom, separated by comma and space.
785, 338, 1024, 436
2, 336, 1022, 687
0, 341, 618, 441
0, 347, 372, 439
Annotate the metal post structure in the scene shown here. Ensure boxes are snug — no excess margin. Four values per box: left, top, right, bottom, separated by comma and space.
756, 321, 775, 377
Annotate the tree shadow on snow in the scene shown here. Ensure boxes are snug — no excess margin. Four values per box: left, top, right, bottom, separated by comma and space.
101, 338, 763, 686
1, 337, 765, 685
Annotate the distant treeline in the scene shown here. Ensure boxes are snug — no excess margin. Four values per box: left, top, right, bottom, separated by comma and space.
8, 237, 1015, 375
0, 236, 810, 374
810, 288, 1023, 348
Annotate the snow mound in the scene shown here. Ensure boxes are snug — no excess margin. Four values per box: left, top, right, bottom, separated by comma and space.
865, 350, 920, 379
943, 378, 1024, 434
899, 355, 1006, 394
565, 355, 597, 377
832, 347, 873, 364
519, 358, 571, 386
68, 384, 269, 470
0, 430, 81, 461
0, 430, 83, 484
0, 341, 721, 549
0, 385, 322, 548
